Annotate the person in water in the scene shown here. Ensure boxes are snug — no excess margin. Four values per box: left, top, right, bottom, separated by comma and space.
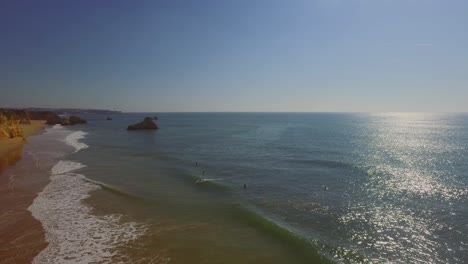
196, 161, 198, 167
196, 170, 206, 184
244, 184, 247, 189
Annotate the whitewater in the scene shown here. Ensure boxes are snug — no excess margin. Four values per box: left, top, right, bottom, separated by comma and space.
28, 130, 145, 264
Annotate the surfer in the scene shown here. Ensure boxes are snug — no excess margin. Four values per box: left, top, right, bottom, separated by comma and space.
244, 184, 247, 189
322, 185, 328, 191
196, 170, 206, 184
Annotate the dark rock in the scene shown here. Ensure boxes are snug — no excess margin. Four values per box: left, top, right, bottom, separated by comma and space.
106, 116, 112, 120
46, 115, 86, 126
46, 114, 62, 125
127, 117, 158, 130
69, 116, 87, 125
29, 111, 56, 120
60, 118, 70, 126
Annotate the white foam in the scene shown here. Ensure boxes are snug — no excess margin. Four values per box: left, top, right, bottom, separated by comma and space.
51, 160, 87, 175
43, 124, 64, 135
29, 161, 146, 264
65, 131, 89, 152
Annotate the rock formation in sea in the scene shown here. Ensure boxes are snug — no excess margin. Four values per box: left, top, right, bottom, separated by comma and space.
127, 117, 158, 130
60, 118, 70, 126
69, 116, 87, 125
45, 114, 63, 125
46, 115, 87, 126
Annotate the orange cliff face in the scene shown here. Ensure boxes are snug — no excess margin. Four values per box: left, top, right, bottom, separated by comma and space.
0, 112, 26, 140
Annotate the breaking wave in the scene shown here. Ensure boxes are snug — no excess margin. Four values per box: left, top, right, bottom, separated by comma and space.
65, 131, 89, 152
29, 132, 145, 263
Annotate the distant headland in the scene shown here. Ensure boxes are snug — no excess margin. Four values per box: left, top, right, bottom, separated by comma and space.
20, 108, 122, 115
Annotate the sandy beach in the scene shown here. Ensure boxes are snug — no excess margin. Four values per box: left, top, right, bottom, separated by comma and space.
0, 120, 47, 264
0, 121, 46, 171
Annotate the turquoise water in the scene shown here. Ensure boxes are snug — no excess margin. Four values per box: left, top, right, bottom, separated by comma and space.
68, 113, 468, 263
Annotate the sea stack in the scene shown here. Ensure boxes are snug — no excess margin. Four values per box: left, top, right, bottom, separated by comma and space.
45, 114, 62, 125
60, 118, 70, 126
127, 117, 158, 130
45, 114, 87, 126
69, 116, 87, 125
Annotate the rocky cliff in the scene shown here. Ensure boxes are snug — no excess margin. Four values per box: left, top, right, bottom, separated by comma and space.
0, 110, 25, 140
0, 108, 90, 140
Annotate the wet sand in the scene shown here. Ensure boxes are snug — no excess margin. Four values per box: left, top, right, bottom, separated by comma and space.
0, 121, 47, 264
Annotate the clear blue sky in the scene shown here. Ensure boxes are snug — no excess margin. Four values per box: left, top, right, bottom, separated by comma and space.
1, 0, 467, 112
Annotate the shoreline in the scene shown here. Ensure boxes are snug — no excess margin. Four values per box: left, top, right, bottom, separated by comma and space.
0, 121, 47, 264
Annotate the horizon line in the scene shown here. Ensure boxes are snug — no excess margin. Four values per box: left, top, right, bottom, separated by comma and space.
2, 107, 467, 114
123, 111, 468, 114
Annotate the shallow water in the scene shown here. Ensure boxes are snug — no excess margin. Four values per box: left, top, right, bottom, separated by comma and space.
24, 113, 468, 263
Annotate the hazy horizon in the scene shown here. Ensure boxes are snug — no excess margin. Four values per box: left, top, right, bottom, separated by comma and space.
2, 107, 468, 114
1, 0, 467, 112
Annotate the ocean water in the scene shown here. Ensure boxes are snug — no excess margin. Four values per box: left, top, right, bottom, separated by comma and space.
28, 113, 468, 263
